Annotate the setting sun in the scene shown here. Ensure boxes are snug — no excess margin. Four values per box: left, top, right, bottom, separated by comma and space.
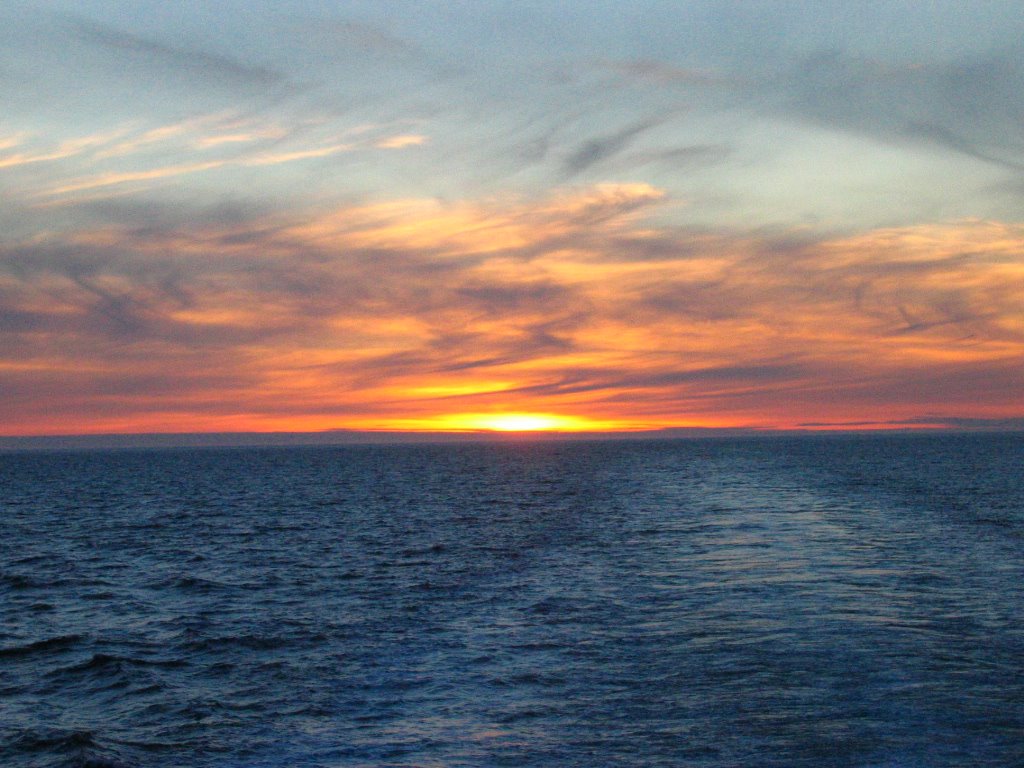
379, 412, 633, 433
471, 413, 584, 432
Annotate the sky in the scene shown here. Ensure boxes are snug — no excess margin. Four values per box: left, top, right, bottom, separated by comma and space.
1, 0, 1023, 436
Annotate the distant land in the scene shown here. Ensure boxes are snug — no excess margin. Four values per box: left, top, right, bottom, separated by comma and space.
3, 421, 1023, 451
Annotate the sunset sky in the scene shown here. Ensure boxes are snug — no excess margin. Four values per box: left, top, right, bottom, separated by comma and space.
2, 1, 1023, 436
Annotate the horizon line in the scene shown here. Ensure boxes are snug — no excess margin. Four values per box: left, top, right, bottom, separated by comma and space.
3, 424, 1024, 451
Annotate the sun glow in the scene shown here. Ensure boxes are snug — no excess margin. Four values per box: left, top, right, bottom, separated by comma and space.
388, 412, 629, 432
475, 413, 577, 431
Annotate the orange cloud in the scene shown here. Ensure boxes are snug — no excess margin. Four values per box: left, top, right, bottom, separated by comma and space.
44, 160, 229, 195
1, 185, 1022, 436
243, 143, 353, 166
374, 134, 428, 149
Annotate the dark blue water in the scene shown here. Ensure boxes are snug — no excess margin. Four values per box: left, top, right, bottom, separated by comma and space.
2, 435, 1023, 767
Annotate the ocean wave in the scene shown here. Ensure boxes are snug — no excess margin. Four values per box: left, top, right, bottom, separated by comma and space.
0, 634, 84, 658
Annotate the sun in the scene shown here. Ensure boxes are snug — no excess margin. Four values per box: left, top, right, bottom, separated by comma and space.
358, 411, 642, 433
474, 413, 571, 432
408, 412, 622, 432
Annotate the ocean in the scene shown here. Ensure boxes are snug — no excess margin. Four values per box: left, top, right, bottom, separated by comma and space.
2, 434, 1022, 767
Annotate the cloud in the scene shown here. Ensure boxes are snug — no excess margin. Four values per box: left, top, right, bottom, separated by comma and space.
0, 147, 83, 170
44, 160, 228, 196
375, 134, 428, 149
0, 128, 131, 170
561, 118, 664, 178
901, 122, 1024, 173
18, 118, 413, 201
1, 180, 1022, 434
95, 113, 243, 158
71, 18, 283, 87
599, 59, 725, 87
776, 47, 1024, 169
243, 144, 353, 166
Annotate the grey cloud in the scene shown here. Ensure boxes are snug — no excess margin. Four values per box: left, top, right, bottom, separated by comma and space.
901, 122, 1024, 173
621, 143, 729, 170
1, 238, 313, 350
872, 362, 1024, 405
68, 273, 156, 336
778, 48, 1024, 169
333, 317, 581, 388
597, 232, 718, 263
625, 279, 742, 322
0, 368, 250, 403
771, 359, 1024, 414
71, 18, 283, 87
462, 361, 806, 402
562, 118, 663, 178
599, 59, 725, 87
433, 354, 531, 374
455, 282, 576, 316
0, 307, 48, 333
74, 196, 279, 234
626, 363, 806, 387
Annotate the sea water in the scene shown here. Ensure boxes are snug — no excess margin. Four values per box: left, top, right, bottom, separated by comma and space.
2, 434, 1022, 767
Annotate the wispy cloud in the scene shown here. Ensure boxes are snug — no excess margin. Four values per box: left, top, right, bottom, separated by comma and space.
0, 148, 82, 170
562, 118, 664, 179
243, 143, 352, 166
71, 18, 283, 87
95, 113, 239, 158
195, 132, 281, 149
0, 128, 130, 169
599, 59, 728, 87
775, 47, 1024, 169
17, 116, 420, 200
43, 160, 229, 196
375, 134, 428, 149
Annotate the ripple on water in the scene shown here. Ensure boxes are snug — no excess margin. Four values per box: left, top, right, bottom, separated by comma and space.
1, 436, 1023, 767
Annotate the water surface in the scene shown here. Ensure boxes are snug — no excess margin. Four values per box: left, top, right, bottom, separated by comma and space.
2, 434, 1023, 766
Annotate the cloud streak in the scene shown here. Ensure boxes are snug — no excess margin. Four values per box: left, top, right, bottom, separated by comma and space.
561, 118, 664, 179
0, 114, 429, 202
71, 18, 283, 87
